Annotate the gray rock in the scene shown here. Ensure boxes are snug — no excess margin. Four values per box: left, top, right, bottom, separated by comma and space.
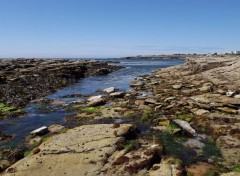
184, 139, 204, 149
130, 80, 144, 87
199, 85, 212, 92
192, 109, 210, 116
87, 98, 106, 107
164, 97, 176, 102
218, 89, 226, 95
48, 124, 65, 133
144, 98, 157, 105
173, 119, 197, 136
109, 92, 125, 98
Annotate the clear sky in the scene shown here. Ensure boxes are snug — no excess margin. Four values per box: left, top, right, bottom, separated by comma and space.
0, 0, 240, 58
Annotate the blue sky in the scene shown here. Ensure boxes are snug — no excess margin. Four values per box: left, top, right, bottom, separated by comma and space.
0, 0, 239, 58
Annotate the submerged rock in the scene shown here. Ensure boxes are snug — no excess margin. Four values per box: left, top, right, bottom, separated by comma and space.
102, 87, 115, 94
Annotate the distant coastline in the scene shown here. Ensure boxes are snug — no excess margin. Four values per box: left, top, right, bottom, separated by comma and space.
121, 54, 187, 60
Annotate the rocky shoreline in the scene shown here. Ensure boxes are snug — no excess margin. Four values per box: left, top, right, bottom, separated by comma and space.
122, 54, 186, 60
1, 56, 240, 175
0, 59, 122, 119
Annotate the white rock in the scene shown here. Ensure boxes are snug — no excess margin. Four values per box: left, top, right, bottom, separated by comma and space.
30, 126, 49, 136
234, 94, 240, 99
102, 87, 115, 94
226, 90, 236, 97
173, 119, 197, 136
172, 84, 182, 90
87, 95, 102, 102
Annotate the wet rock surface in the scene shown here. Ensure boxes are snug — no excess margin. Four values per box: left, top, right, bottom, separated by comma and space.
0, 59, 122, 117
1, 124, 163, 176
1, 55, 240, 175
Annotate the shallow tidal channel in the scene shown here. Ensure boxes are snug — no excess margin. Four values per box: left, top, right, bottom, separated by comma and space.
0, 58, 184, 149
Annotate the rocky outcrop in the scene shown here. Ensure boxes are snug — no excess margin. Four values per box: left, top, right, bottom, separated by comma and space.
2, 124, 134, 176
0, 59, 122, 117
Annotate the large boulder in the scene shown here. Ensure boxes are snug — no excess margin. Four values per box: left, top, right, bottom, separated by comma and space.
2, 124, 134, 176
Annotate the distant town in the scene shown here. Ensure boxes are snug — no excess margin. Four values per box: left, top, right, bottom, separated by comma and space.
206, 50, 240, 57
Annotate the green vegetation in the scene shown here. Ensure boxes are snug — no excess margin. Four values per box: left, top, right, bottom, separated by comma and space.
41, 134, 52, 143
24, 139, 42, 157
13, 109, 26, 115
203, 169, 219, 176
123, 140, 140, 152
82, 107, 100, 114
35, 104, 57, 112
141, 109, 157, 123
0, 103, 16, 115
167, 123, 178, 130
202, 140, 221, 158
71, 105, 82, 110
61, 79, 68, 86
186, 172, 194, 176
123, 111, 136, 118
233, 165, 240, 172
173, 113, 194, 122
0, 103, 26, 117
60, 128, 68, 134
24, 150, 32, 157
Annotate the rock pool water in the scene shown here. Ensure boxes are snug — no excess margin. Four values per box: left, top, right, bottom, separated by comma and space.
0, 58, 184, 148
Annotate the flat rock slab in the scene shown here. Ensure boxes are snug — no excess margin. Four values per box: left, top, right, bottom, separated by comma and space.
2, 124, 133, 176
191, 94, 240, 105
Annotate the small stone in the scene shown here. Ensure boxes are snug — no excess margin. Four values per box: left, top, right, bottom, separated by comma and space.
173, 119, 196, 136
102, 87, 115, 94
164, 97, 176, 102
109, 92, 125, 98
172, 84, 182, 90
234, 94, 240, 99
199, 85, 212, 92
144, 98, 157, 105
87, 97, 106, 107
192, 109, 210, 116
218, 89, 226, 95
184, 139, 204, 149
226, 90, 236, 97
30, 126, 49, 136
87, 95, 102, 102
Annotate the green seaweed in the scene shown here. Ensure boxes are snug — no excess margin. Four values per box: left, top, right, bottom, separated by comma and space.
233, 165, 240, 172
0, 103, 25, 117
82, 107, 99, 114
123, 140, 140, 152
141, 109, 157, 123
202, 140, 221, 158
